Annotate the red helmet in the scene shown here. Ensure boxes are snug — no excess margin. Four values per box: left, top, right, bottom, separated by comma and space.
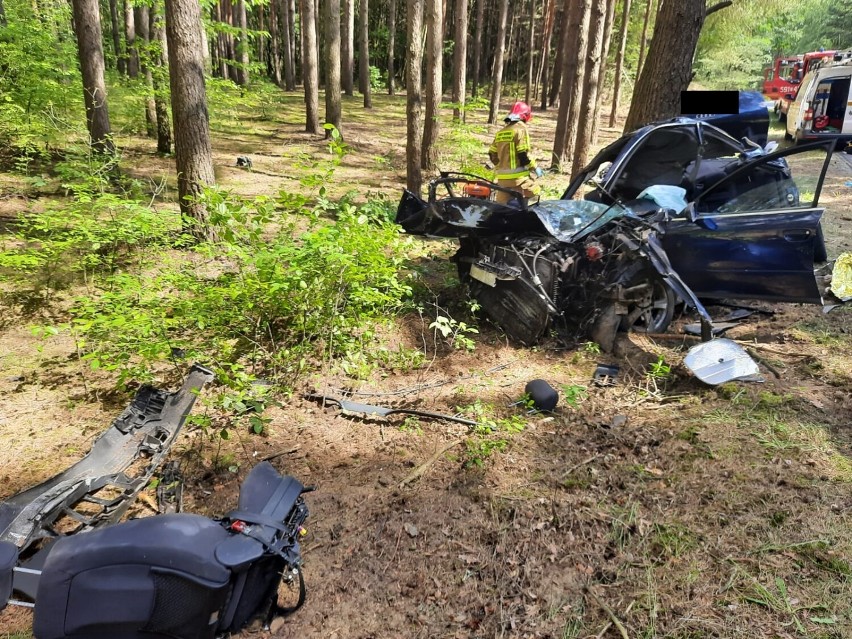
507, 101, 532, 123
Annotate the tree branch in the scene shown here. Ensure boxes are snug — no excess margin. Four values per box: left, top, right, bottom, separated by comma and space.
706, 1, 733, 16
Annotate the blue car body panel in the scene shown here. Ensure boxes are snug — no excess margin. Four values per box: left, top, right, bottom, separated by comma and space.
662, 209, 824, 302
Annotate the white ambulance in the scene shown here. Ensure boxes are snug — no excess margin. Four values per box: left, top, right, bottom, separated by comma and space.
785, 50, 852, 146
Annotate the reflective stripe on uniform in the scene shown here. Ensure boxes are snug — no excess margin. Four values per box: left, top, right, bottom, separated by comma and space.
490, 122, 535, 176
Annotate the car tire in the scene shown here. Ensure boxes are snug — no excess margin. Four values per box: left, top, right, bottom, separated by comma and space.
777, 110, 787, 123
784, 129, 793, 142
619, 271, 676, 334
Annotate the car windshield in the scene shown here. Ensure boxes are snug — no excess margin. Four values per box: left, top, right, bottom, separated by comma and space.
531, 200, 636, 242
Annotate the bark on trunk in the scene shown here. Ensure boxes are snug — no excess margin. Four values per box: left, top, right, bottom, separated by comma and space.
289, 0, 298, 84
150, 5, 172, 153
359, 0, 372, 106
470, 0, 484, 98
524, 0, 536, 105
0, 0, 6, 26
451, 0, 468, 121
235, 0, 249, 85
406, 0, 424, 192
551, 0, 589, 171
164, 0, 217, 239
325, 0, 342, 135
572, 0, 605, 175
301, 0, 320, 132
342, 0, 354, 95
624, 0, 706, 131
109, 0, 123, 73
636, 0, 652, 78
137, 5, 157, 137
608, 0, 630, 127
537, 0, 555, 110
546, 9, 564, 108
387, 0, 396, 94
421, 0, 441, 169
591, 0, 616, 144
270, 0, 283, 85
282, 0, 296, 88
125, 0, 139, 78
72, 0, 114, 153
486, 0, 509, 124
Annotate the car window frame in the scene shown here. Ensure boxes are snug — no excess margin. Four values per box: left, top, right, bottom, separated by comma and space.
688, 139, 836, 220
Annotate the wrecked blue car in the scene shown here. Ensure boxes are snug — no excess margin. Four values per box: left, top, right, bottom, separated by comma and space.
397, 119, 836, 349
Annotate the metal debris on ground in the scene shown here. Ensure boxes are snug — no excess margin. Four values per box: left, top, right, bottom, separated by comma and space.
683, 338, 763, 385
306, 394, 479, 426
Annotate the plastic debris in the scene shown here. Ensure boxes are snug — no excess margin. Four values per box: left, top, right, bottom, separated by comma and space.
830, 252, 852, 300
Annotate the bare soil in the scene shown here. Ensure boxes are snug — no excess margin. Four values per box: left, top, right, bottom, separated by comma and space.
2, 97, 852, 638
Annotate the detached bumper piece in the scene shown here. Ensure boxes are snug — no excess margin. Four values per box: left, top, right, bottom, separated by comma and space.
0, 363, 215, 592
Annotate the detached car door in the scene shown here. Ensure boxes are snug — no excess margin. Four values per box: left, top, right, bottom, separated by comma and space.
661, 140, 834, 303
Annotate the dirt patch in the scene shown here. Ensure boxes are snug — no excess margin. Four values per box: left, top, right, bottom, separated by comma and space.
2, 105, 852, 638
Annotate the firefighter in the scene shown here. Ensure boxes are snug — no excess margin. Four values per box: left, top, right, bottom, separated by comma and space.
488, 101, 544, 205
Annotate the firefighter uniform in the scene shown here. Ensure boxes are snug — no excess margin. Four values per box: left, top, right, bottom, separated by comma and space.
489, 120, 540, 205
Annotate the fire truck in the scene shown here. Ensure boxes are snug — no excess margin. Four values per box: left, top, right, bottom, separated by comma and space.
764, 50, 837, 121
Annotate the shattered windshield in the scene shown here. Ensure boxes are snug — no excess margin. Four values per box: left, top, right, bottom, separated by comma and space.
531, 200, 636, 242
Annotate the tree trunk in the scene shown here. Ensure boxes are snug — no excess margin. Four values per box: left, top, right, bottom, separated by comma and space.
342, 0, 354, 95
289, 0, 298, 84
150, 5, 172, 154
546, 10, 564, 108
214, 3, 228, 78
624, 0, 707, 131
572, 0, 605, 175
421, 0, 441, 169
591, 0, 616, 144
536, 0, 555, 109
0, 0, 6, 26
470, 0, 484, 98
387, 0, 396, 94
325, 0, 342, 135
607, 0, 630, 127
301, 0, 320, 132
270, 0, 283, 85
524, 0, 536, 104
406, 0, 424, 192
136, 5, 157, 137
359, 0, 372, 106
71, 0, 114, 153
486, 0, 509, 124
636, 0, 652, 78
551, 0, 589, 171
258, 4, 266, 71
164, 0, 216, 239
282, 0, 296, 88
109, 0, 123, 73
235, 0, 249, 85
224, 0, 236, 80
451, 0, 468, 121
125, 0, 139, 78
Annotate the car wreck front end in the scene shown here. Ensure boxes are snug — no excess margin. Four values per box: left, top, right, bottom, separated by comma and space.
397, 177, 711, 351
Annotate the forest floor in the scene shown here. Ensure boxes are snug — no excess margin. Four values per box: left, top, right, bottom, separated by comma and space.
3, 92, 852, 638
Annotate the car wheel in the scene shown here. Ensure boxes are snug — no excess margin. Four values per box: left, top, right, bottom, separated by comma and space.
619, 272, 676, 334
777, 109, 787, 123
784, 129, 793, 142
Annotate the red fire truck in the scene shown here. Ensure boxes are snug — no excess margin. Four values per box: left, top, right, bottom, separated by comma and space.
763, 50, 836, 100
763, 56, 802, 99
